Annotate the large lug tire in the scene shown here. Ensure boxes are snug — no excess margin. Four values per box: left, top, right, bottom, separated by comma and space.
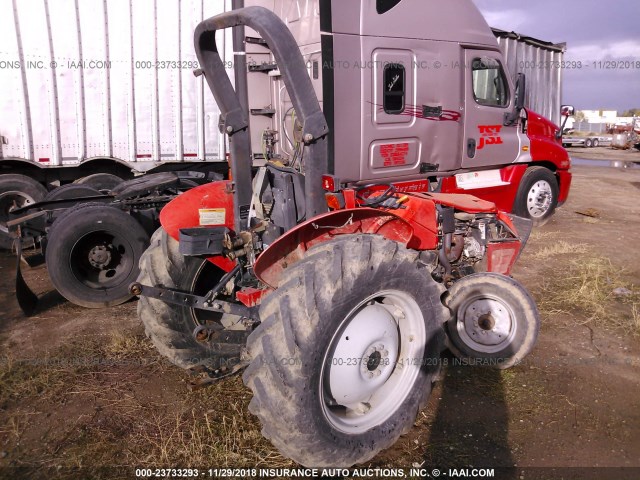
137, 228, 242, 370
445, 273, 539, 370
243, 235, 448, 467
74, 173, 123, 193
45, 203, 149, 308
0, 174, 48, 249
513, 166, 559, 227
44, 184, 103, 201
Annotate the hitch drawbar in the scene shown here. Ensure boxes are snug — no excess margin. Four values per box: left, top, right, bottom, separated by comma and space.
129, 282, 256, 319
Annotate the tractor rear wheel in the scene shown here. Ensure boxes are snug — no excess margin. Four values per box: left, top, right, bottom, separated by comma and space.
137, 228, 243, 371
46, 203, 149, 308
445, 273, 539, 369
243, 234, 447, 467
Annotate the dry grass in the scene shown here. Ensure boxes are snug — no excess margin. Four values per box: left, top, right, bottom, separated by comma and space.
0, 329, 290, 473
529, 230, 561, 242
532, 240, 588, 260
632, 304, 640, 332
0, 355, 68, 408
537, 255, 639, 334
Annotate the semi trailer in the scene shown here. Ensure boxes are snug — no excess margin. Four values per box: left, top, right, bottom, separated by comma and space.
0, 0, 569, 250
562, 134, 612, 148
130, 0, 569, 467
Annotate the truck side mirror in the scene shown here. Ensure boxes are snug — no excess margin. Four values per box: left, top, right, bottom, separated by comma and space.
557, 105, 575, 139
504, 73, 526, 126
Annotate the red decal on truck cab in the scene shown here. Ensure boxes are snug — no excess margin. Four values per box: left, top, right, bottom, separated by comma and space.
477, 125, 504, 150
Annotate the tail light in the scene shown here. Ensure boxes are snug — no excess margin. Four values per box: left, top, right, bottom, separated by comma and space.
322, 175, 340, 193
487, 241, 521, 275
325, 192, 345, 210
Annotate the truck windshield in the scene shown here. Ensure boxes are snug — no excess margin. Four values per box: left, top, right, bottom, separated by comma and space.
472, 58, 509, 108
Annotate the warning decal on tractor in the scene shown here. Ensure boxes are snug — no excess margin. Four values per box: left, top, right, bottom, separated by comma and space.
380, 143, 410, 167
199, 208, 226, 226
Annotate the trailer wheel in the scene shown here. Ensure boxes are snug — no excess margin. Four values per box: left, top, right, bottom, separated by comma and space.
45, 184, 104, 201
592, 139, 599, 148
513, 166, 559, 226
585, 138, 593, 148
243, 235, 447, 467
74, 173, 123, 193
445, 273, 539, 369
45, 203, 149, 308
137, 228, 242, 370
0, 174, 48, 250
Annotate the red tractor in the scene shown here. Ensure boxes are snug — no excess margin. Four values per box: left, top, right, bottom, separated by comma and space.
132, 1, 553, 467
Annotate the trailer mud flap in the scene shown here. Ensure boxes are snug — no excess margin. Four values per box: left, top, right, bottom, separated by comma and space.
15, 240, 38, 316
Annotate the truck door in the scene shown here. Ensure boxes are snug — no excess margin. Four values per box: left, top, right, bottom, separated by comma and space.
462, 50, 520, 169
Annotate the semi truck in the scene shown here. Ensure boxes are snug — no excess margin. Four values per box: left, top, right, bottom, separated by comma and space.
129, 0, 571, 467
0, 0, 570, 250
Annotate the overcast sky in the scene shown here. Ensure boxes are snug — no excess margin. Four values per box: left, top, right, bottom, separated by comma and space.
473, 0, 640, 114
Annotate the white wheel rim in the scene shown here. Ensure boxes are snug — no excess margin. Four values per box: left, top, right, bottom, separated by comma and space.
526, 180, 553, 218
456, 293, 517, 354
320, 290, 426, 434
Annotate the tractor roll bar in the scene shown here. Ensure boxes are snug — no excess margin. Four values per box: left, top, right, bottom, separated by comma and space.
194, 6, 330, 229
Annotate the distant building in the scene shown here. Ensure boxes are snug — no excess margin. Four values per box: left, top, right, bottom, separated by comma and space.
580, 110, 618, 123
567, 110, 636, 133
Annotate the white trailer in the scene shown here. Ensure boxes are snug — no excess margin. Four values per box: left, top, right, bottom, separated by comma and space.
0, 0, 232, 245
0, 0, 232, 174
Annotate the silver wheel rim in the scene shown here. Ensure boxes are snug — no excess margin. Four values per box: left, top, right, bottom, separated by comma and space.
456, 293, 517, 354
0, 191, 37, 234
320, 290, 426, 434
526, 180, 553, 218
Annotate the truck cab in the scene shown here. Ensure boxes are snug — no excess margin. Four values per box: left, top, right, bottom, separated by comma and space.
243, 0, 572, 224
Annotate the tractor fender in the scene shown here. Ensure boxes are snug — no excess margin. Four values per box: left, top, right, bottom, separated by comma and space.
159, 180, 237, 272
254, 208, 418, 288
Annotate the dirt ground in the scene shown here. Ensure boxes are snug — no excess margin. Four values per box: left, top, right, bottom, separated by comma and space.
1, 153, 639, 479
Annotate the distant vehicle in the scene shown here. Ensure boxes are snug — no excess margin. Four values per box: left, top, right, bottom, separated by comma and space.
611, 118, 640, 150
561, 131, 612, 148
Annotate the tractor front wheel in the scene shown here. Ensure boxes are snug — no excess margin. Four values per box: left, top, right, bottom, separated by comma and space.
243, 235, 447, 467
445, 273, 539, 369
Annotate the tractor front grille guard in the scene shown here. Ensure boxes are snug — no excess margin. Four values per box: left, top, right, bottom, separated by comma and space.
193, 6, 330, 232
